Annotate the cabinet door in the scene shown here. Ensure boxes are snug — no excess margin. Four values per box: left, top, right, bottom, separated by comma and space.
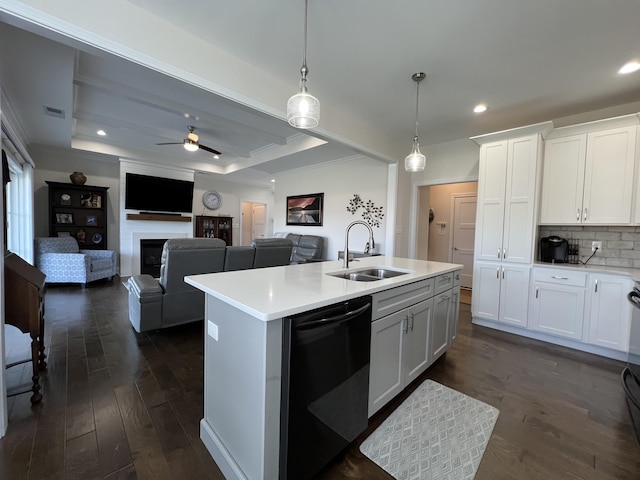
475, 141, 507, 261
583, 126, 636, 224
587, 274, 632, 351
502, 136, 539, 263
539, 134, 587, 224
368, 310, 406, 416
531, 282, 585, 340
499, 264, 531, 327
472, 262, 501, 321
430, 291, 451, 363
449, 286, 460, 344
404, 299, 434, 385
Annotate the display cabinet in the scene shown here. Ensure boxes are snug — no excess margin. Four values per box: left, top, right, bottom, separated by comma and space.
46, 181, 109, 249
195, 215, 233, 245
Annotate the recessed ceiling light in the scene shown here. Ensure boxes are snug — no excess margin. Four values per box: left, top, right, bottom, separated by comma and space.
473, 104, 488, 113
618, 61, 640, 74
97, 129, 106, 136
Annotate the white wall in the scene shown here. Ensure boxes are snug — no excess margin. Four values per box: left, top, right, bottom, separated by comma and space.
193, 173, 274, 245
273, 156, 388, 261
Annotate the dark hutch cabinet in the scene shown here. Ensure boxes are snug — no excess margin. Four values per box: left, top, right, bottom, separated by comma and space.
195, 215, 232, 245
46, 181, 109, 249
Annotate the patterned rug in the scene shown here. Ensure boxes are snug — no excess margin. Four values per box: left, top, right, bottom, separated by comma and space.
360, 380, 499, 480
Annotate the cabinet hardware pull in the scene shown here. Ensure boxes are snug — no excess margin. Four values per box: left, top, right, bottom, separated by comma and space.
550, 275, 569, 280
496, 268, 500, 279
536, 286, 539, 298
410, 313, 415, 331
403, 316, 409, 334
584, 208, 588, 221
595, 279, 598, 293
503, 248, 507, 259
497, 248, 501, 259
577, 209, 580, 221
502, 268, 505, 279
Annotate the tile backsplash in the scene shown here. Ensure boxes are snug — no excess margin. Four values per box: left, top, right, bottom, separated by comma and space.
538, 226, 640, 268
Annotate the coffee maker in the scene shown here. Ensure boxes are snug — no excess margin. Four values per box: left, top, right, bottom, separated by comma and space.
539, 236, 569, 263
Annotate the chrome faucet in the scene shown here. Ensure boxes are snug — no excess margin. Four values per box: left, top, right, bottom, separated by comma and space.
344, 221, 375, 269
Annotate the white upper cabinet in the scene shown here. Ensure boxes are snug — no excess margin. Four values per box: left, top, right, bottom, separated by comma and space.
475, 134, 542, 263
540, 123, 638, 225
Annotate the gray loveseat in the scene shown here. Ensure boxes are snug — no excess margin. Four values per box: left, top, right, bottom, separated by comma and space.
272, 232, 325, 263
127, 237, 293, 333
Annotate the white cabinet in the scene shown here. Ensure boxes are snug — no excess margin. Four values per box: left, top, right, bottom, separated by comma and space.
474, 134, 541, 264
472, 261, 530, 327
587, 273, 633, 351
530, 268, 587, 340
369, 296, 433, 416
430, 290, 452, 362
369, 272, 461, 416
540, 125, 637, 225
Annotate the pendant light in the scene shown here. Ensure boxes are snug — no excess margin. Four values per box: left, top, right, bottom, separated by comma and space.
287, 0, 320, 129
404, 72, 427, 172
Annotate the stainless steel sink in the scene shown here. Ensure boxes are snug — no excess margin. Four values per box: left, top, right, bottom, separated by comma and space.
355, 268, 408, 279
329, 272, 381, 282
327, 267, 409, 282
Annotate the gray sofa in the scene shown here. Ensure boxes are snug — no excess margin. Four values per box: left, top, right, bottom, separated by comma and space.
127, 237, 293, 333
272, 232, 325, 263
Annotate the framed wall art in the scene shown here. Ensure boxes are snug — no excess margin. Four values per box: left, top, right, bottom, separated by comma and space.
286, 193, 323, 226
56, 213, 73, 224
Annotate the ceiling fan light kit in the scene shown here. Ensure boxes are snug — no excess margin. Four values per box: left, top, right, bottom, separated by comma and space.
404, 72, 427, 173
287, 0, 320, 129
157, 125, 221, 159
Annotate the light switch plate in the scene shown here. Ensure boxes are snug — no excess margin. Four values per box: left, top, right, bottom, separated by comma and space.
208, 320, 218, 341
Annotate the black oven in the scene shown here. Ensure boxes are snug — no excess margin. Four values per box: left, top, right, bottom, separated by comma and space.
623, 287, 640, 442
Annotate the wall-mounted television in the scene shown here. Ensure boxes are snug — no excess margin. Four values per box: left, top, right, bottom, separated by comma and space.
125, 173, 194, 213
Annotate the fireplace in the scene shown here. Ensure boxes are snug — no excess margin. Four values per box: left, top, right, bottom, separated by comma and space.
140, 239, 167, 277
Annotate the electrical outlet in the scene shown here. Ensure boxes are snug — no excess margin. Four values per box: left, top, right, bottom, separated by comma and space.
592, 241, 602, 253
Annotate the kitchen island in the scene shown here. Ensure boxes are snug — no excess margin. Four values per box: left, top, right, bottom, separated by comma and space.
185, 256, 462, 480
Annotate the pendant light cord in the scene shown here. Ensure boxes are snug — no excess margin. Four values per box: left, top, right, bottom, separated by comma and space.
414, 78, 420, 139
301, 0, 309, 80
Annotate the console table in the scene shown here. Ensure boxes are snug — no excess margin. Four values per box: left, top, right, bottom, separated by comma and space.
4, 252, 46, 404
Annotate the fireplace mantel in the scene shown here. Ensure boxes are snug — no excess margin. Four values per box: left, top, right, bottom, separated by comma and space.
126, 213, 192, 222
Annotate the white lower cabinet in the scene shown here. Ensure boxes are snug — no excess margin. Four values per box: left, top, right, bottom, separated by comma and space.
530, 268, 587, 340
587, 273, 633, 351
368, 297, 433, 416
430, 290, 452, 362
368, 272, 460, 417
472, 261, 530, 327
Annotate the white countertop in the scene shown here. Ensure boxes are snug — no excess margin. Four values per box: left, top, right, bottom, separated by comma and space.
185, 256, 462, 321
533, 261, 640, 282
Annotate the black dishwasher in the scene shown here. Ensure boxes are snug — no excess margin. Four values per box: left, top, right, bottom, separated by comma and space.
280, 296, 372, 480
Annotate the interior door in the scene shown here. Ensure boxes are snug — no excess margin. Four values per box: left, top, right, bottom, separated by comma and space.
452, 195, 476, 289
252, 203, 266, 239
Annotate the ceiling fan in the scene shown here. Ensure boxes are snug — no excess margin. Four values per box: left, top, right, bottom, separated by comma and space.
156, 125, 221, 159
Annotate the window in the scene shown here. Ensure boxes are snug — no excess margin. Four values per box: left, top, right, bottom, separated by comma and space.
3, 141, 34, 263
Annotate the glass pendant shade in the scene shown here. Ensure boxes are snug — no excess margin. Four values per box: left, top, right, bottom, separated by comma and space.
287, 88, 320, 128
404, 137, 426, 172
288, 0, 319, 129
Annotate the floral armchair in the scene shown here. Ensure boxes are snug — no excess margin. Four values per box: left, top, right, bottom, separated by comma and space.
34, 236, 117, 286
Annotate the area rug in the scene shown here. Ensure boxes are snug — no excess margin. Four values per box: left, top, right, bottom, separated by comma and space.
360, 379, 499, 480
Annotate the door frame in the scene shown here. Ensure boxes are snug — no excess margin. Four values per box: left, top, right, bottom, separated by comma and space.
409, 176, 477, 260
240, 200, 268, 246
449, 193, 477, 289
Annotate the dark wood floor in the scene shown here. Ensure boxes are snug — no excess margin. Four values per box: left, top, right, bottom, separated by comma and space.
0, 277, 638, 479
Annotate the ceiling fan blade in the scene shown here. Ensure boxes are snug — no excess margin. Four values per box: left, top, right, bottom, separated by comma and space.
156, 142, 183, 146
198, 144, 222, 156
